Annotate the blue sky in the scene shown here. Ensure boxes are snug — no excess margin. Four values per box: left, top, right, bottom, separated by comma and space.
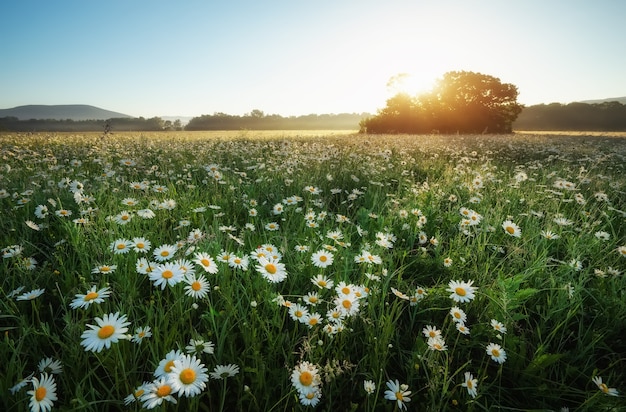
1, 0, 625, 117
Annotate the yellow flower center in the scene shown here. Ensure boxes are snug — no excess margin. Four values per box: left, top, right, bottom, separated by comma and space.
455, 287, 466, 296
160, 250, 170, 257
299, 371, 313, 386
84, 292, 99, 301
506, 226, 515, 234
294, 310, 303, 318
117, 244, 126, 250
192, 281, 202, 291
100, 266, 110, 272
179, 368, 196, 385
341, 287, 350, 295
396, 391, 404, 401
309, 317, 318, 326
164, 360, 175, 373
600, 383, 609, 393
318, 280, 327, 287
156, 384, 172, 397
201, 258, 210, 267
134, 389, 145, 398
305, 392, 315, 400
265, 263, 277, 274
342, 300, 352, 309
35, 386, 47, 401
98, 325, 115, 339
454, 312, 461, 319
319, 255, 327, 262
162, 270, 174, 279
136, 242, 144, 249
467, 380, 473, 389
492, 348, 500, 357
121, 215, 129, 221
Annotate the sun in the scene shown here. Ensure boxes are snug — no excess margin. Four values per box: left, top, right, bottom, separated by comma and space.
386, 72, 434, 97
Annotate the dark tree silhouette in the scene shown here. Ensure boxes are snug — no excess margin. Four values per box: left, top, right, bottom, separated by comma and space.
361, 71, 524, 134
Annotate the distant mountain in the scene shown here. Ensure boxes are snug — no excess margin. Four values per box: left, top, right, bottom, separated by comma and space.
578, 96, 626, 105
0, 104, 132, 121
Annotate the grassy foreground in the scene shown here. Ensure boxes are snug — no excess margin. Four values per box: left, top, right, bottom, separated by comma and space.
1, 131, 625, 411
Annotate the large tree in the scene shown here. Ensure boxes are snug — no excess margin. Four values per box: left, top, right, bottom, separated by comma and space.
361, 71, 523, 134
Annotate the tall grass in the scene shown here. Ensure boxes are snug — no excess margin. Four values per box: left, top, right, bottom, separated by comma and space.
1, 131, 624, 411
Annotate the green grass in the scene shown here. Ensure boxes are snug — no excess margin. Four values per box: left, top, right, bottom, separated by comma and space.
1, 131, 625, 411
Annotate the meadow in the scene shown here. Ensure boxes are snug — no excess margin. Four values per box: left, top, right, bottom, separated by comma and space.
1, 130, 625, 411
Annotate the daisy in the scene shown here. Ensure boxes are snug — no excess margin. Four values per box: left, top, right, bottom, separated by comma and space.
334, 294, 360, 317
124, 382, 150, 406
462, 371, 478, 398
289, 304, 309, 323
34, 204, 49, 218
132, 326, 152, 344
149, 262, 184, 289
490, 319, 507, 334
140, 377, 177, 409
184, 273, 210, 299
154, 350, 184, 378
91, 264, 116, 275
449, 306, 467, 324
443, 257, 453, 267
502, 220, 521, 237
311, 249, 334, 268
167, 354, 209, 397
110, 238, 132, 254
70, 286, 111, 309
136, 258, 156, 275
592, 376, 619, 396
153, 244, 177, 262
137, 208, 156, 219
617, 245, 626, 258
209, 364, 240, 380
37, 358, 63, 375
303, 312, 322, 328
553, 217, 573, 226
255, 256, 288, 283
311, 274, 334, 290
363, 380, 376, 395
80, 312, 130, 353
486, 342, 507, 363
55, 209, 72, 218
264, 221, 279, 231
541, 230, 560, 240
132, 237, 151, 253
456, 323, 470, 335
295, 244, 310, 253
447, 279, 477, 303
228, 255, 249, 270
303, 292, 320, 306
298, 388, 322, 406
15, 287, 45, 301
185, 338, 215, 355
113, 211, 133, 225
427, 336, 448, 351
384, 379, 411, 411
422, 325, 441, 339
291, 361, 321, 394
27, 373, 57, 412
193, 252, 218, 274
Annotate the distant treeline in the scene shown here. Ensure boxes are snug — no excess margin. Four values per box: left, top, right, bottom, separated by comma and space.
0, 112, 366, 132
513, 101, 626, 131
184, 111, 367, 130
0, 117, 173, 132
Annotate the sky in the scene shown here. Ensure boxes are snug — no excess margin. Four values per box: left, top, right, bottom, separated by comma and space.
1, 0, 626, 118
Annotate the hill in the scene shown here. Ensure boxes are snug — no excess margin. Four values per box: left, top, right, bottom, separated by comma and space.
0, 104, 132, 121
579, 96, 626, 105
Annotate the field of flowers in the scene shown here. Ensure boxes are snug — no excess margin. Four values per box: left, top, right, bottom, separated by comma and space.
1, 131, 625, 411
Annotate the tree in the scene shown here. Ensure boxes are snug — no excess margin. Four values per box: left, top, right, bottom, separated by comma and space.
361, 71, 523, 134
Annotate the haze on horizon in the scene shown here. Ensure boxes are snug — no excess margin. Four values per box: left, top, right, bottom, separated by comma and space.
1, 0, 625, 119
